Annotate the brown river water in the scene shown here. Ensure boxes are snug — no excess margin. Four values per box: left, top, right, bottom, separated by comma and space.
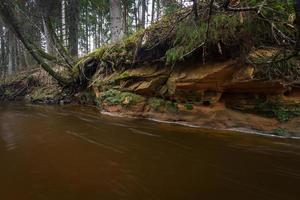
0, 103, 300, 200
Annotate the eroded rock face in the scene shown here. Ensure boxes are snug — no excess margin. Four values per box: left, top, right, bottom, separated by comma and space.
131, 76, 169, 96
93, 59, 300, 136
94, 59, 300, 106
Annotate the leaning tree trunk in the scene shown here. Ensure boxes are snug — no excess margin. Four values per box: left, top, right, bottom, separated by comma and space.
42, 19, 54, 55
43, 17, 73, 69
0, 1, 70, 85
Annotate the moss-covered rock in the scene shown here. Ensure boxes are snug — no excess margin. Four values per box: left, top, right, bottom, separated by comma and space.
30, 86, 61, 104
97, 89, 145, 108
147, 97, 178, 113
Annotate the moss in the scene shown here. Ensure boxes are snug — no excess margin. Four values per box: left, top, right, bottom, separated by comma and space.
30, 87, 59, 101
122, 30, 145, 49
184, 103, 193, 110
272, 128, 287, 136
114, 71, 131, 81
148, 97, 165, 111
255, 97, 300, 122
77, 31, 145, 83
147, 97, 178, 112
4, 88, 14, 96
81, 91, 96, 104
72, 56, 94, 78
273, 106, 300, 122
166, 101, 178, 112
98, 89, 144, 107
27, 75, 40, 86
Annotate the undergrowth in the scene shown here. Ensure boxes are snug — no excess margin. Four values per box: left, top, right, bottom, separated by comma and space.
166, 12, 241, 64
98, 89, 144, 107
250, 50, 300, 81
272, 128, 287, 136
256, 97, 300, 122
75, 1, 298, 84
148, 97, 178, 112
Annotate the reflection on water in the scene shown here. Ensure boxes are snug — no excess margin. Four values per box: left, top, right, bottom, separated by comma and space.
0, 103, 300, 200
1, 122, 18, 151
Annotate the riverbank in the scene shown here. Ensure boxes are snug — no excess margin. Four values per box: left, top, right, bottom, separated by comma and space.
1, 62, 300, 138
91, 60, 300, 138
1, 4, 300, 137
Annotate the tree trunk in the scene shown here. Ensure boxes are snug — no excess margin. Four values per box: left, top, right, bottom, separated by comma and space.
43, 18, 55, 54
85, 3, 89, 53
23, 47, 30, 69
43, 17, 73, 69
0, 25, 6, 76
123, 2, 128, 35
156, 0, 160, 20
192, 0, 199, 20
295, 0, 300, 50
61, 0, 67, 47
8, 30, 14, 75
0, 0, 70, 85
141, 0, 146, 28
134, 1, 139, 30
95, 16, 99, 49
14, 39, 18, 72
109, 0, 124, 42
67, 0, 79, 58
151, 0, 156, 23
99, 10, 103, 46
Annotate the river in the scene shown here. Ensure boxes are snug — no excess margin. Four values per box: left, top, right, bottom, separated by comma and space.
0, 103, 300, 200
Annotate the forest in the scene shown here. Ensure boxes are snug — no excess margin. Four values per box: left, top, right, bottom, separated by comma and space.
0, 0, 197, 79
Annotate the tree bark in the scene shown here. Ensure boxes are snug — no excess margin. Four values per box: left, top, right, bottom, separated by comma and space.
0, 24, 6, 76
192, 0, 199, 20
67, 0, 79, 58
134, 0, 139, 30
43, 19, 55, 54
99, 10, 103, 45
223, 0, 230, 8
43, 16, 73, 69
141, 0, 146, 28
8, 30, 14, 75
61, 0, 67, 47
109, 0, 124, 42
151, 0, 156, 23
295, 0, 300, 50
156, 0, 160, 20
85, 3, 89, 53
123, 2, 129, 35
